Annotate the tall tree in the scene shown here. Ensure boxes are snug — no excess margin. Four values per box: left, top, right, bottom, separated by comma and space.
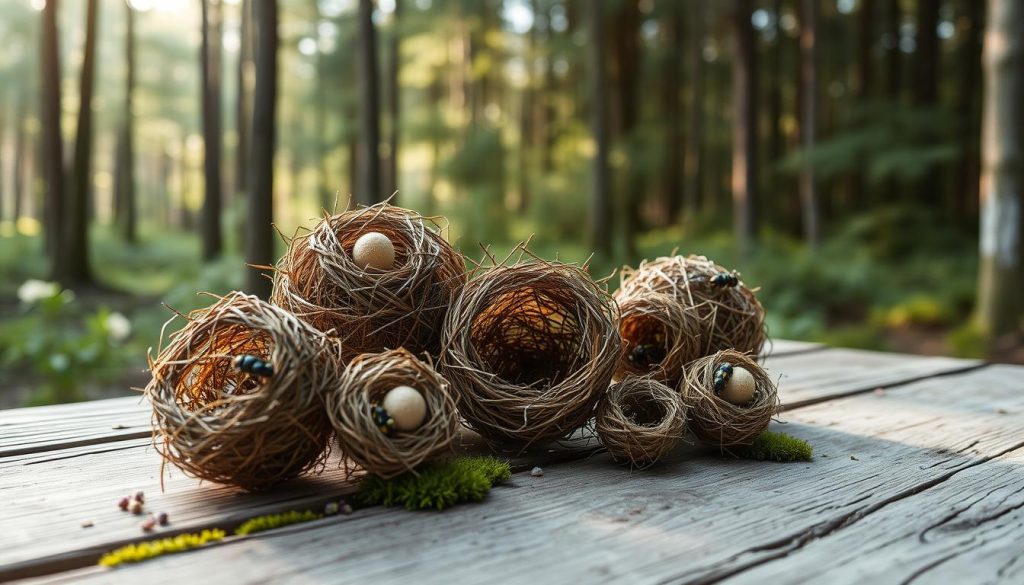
613, 0, 642, 258
114, 0, 138, 243
40, 0, 63, 272
913, 0, 940, 106
954, 0, 984, 217
64, 0, 99, 285
731, 0, 759, 257
660, 1, 686, 225
885, 0, 901, 99
235, 0, 253, 197
309, 0, 331, 210
588, 0, 611, 257
245, 0, 278, 300
12, 94, 27, 222
976, 0, 1024, 339
356, 0, 382, 204
798, 0, 819, 248
856, 0, 874, 99
385, 0, 402, 197
684, 0, 705, 220
200, 0, 224, 260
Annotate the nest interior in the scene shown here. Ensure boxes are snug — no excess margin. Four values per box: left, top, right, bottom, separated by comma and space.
441, 254, 622, 448
146, 292, 339, 491
618, 255, 766, 357
326, 348, 460, 479
683, 349, 779, 449
595, 376, 687, 468
271, 203, 467, 361
613, 292, 701, 386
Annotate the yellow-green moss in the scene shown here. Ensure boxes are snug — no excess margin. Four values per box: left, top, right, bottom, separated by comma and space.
234, 510, 323, 536
739, 431, 813, 462
98, 529, 226, 567
357, 456, 512, 511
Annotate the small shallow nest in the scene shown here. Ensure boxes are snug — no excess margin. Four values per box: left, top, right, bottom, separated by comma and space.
440, 250, 622, 448
271, 202, 467, 361
326, 348, 460, 479
683, 349, 779, 449
595, 376, 688, 468
613, 291, 702, 387
146, 292, 340, 491
618, 254, 766, 357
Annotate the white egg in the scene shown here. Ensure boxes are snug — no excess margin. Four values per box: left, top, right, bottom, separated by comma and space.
720, 366, 756, 405
352, 231, 396, 270
382, 385, 427, 432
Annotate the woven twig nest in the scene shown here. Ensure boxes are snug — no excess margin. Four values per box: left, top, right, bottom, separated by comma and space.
683, 350, 779, 449
595, 376, 688, 468
146, 292, 339, 491
440, 252, 623, 448
613, 291, 702, 387
619, 254, 766, 357
271, 202, 467, 361
326, 348, 460, 479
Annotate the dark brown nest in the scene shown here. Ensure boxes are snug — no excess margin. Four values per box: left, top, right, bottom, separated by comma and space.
440, 250, 623, 448
146, 292, 340, 491
326, 348, 460, 479
595, 376, 688, 468
682, 350, 779, 449
618, 254, 767, 357
270, 202, 467, 362
613, 291, 702, 387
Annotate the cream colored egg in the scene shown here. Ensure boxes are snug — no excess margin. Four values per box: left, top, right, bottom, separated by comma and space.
720, 366, 756, 405
382, 385, 427, 432
352, 232, 396, 270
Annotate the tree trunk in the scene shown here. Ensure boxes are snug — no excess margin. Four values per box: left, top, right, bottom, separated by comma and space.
245, 0, 278, 300
731, 0, 759, 258
798, 0, 820, 249
856, 0, 874, 99
684, 0, 705, 222
976, 0, 1024, 339
357, 0, 382, 204
13, 94, 27, 222
885, 0, 901, 100
661, 2, 685, 225
308, 0, 331, 210
954, 0, 984, 220
235, 0, 253, 197
64, 0, 99, 285
588, 0, 611, 257
200, 0, 224, 261
114, 0, 137, 244
914, 0, 940, 106
614, 0, 642, 259
385, 0, 401, 198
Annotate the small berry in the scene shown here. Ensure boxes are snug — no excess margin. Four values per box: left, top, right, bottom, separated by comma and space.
324, 502, 340, 516
157, 512, 169, 526
117, 497, 130, 511
340, 502, 353, 515
129, 500, 143, 515
140, 517, 157, 532
134, 491, 145, 504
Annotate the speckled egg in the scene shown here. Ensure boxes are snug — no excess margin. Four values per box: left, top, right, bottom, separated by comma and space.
352, 232, 396, 270
720, 366, 756, 405
382, 385, 427, 432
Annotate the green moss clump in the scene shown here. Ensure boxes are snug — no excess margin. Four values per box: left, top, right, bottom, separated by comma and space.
234, 510, 323, 536
98, 529, 226, 567
739, 431, 813, 462
357, 456, 512, 511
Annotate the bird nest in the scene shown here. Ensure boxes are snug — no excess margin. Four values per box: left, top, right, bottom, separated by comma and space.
440, 248, 622, 448
618, 254, 766, 357
326, 348, 460, 479
613, 291, 702, 387
270, 202, 467, 361
146, 292, 340, 491
682, 349, 779, 449
595, 376, 688, 468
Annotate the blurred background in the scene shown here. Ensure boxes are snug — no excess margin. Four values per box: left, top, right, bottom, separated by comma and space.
0, 0, 1021, 407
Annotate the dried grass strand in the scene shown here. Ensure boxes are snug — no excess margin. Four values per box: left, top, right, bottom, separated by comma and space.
613, 291, 702, 386
595, 376, 688, 468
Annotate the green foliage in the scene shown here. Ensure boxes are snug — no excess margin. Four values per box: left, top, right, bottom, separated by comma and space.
357, 456, 512, 511
738, 431, 814, 463
947, 322, 988, 359
98, 529, 225, 567
234, 510, 323, 536
445, 127, 510, 246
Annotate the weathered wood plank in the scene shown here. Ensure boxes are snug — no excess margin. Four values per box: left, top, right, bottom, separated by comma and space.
0, 397, 149, 457
21, 365, 1024, 585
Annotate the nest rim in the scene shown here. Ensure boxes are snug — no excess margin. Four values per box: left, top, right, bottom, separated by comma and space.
613, 291, 703, 386
595, 376, 688, 468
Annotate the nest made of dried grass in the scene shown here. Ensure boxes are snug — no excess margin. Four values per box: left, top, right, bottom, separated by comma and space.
271, 202, 467, 361
613, 291, 702, 387
618, 254, 767, 357
326, 348, 460, 479
595, 376, 688, 468
146, 292, 340, 491
682, 349, 779, 449
440, 248, 623, 448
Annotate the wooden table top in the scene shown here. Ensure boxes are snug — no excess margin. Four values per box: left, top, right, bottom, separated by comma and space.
2, 340, 1021, 584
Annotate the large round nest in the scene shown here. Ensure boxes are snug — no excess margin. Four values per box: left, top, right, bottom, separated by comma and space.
326, 348, 460, 479
271, 202, 467, 361
683, 349, 779, 449
613, 291, 702, 387
440, 254, 622, 448
146, 292, 340, 491
595, 376, 688, 468
618, 254, 766, 357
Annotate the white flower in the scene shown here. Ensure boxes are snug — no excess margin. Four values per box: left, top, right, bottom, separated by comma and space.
17, 279, 60, 304
106, 312, 132, 342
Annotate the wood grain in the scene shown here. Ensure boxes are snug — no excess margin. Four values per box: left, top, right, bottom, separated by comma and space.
20, 365, 1024, 585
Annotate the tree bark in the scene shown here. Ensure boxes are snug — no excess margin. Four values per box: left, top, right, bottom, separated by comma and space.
684, 0, 705, 221
13, 94, 27, 222
245, 0, 278, 300
856, 0, 874, 99
115, 0, 137, 244
885, 0, 901, 100
976, 0, 1024, 339
798, 0, 820, 249
200, 0, 224, 261
588, 0, 611, 257
357, 0, 382, 204
913, 0, 940, 106
235, 0, 253, 197
731, 0, 759, 257
954, 0, 984, 220
661, 1, 685, 225
64, 0, 99, 285
614, 0, 642, 259
385, 0, 401, 198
